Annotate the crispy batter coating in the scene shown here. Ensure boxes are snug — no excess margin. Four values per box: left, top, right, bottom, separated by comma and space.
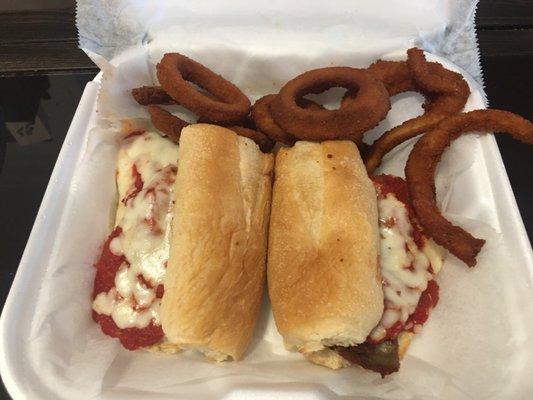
147, 105, 188, 143
365, 50, 470, 174
156, 53, 251, 124
252, 95, 297, 145
270, 67, 390, 142
132, 86, 175, 105
405, 109, 533, 266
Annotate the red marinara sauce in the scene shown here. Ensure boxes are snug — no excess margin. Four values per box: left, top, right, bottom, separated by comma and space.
380, 321, 404, 342
123, 129, 146, 140
405, 279, 439, 330
92, 228, 165, 350
370, 174, 441, 342
122, 164, 144, 205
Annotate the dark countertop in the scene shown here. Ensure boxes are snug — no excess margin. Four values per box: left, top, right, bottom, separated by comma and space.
0, 2, 532, 399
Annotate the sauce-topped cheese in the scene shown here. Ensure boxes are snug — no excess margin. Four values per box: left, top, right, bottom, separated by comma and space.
92, 131, 178, 349
370, 175, 445, 343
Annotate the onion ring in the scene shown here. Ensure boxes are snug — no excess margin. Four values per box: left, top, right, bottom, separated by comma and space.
252, 95, 331, 145
407, 48, 460, 94
156, 53, 251, 124
252, 95, 297, 145
132, 86, 175, 105
405, 109, 533, 266
270, 67, 390, 141
226, 126, 274, 152
364, 50, 470, 174
148, 105, 272, 151
367, 60, 414, 96
147, 105, 188, 143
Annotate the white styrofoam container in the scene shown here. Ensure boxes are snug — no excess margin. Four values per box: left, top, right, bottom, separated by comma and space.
1, 50, 532, 399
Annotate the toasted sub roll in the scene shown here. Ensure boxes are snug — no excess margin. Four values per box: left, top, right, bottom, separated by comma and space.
267, 140, 383, 364
161, 124, 274, 361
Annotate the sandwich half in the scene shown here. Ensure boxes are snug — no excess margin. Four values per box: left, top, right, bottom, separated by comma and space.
161, 124, 274, 361
92, 124, 273, 360
267, 140, 384, 369
268, 140, 445, 375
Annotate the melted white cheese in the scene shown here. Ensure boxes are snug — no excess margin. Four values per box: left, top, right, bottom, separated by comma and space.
110, 164, 176, 287
370, 193, 445, 342
115, 132, 179, 223
92, 131, 178, 330
93, 288, 162, 329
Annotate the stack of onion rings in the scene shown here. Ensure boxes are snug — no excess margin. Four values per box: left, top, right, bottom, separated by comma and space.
364, 50, 532, 267
405, 109, 533, 266
250, 49, 467, 152
268, 67, 390, 142
364, 49, 470, 174
130, 48, 533, 269
131, 53, 279, 151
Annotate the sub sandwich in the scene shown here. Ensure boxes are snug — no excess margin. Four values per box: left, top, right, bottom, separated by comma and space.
268, 141, 444, 375
92, 124, 273, 360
